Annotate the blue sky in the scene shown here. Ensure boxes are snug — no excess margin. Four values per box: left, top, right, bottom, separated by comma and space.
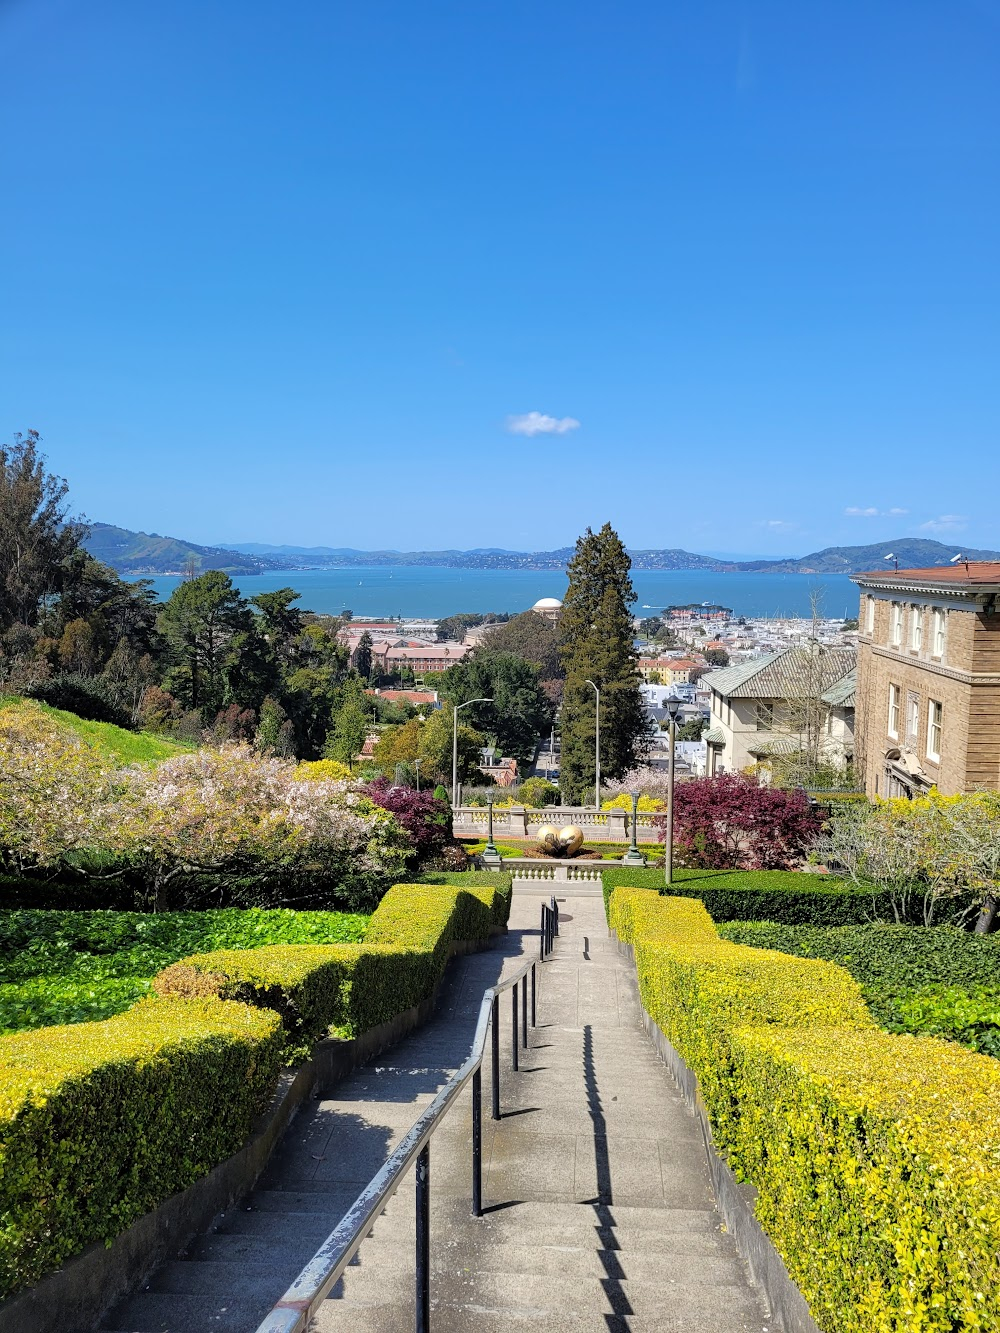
3, 1, 998, 555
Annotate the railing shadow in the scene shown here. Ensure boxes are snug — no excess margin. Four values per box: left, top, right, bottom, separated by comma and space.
582, 1023, 636, 1327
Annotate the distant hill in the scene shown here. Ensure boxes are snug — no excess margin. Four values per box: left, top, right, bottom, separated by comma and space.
84, 524, 275, 576
88, 526, 1000, 577
737, 538, 1000, 575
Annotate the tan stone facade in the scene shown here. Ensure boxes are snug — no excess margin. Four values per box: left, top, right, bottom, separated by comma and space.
853, 565, 1000, 798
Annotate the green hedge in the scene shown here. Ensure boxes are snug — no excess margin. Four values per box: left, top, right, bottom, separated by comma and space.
0, 908, 369, 1035
718, 921, 1000, 1056
155, 877, 513, 1048
0, 997, 283, 1299
599, 866, 963, 926
609, 886, 1000, 1332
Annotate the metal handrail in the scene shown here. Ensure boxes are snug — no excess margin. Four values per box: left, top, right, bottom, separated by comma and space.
255, 901, 559, 1333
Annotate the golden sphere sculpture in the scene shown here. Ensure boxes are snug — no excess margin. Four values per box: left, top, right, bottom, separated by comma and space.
557, 825, 584, 856
535, 824, 585, 857
535, 824, 561, 855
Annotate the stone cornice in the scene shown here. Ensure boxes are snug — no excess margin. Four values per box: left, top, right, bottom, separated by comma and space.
865, 642, 1000, 687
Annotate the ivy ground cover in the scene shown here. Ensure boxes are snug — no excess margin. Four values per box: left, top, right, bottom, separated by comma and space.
0, 908, 368, 1035
718, 921, 1000, 1057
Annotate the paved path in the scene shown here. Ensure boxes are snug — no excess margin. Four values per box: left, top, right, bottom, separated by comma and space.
100, 893, 770, 1332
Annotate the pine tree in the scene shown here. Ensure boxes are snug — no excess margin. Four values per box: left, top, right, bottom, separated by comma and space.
558, 523, 648, 803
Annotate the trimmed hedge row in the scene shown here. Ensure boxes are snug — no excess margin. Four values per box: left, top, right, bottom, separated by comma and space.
0, 997, 283, 1299
1, 873, 511, 1302
609, 886, 1000, 1332
600, 865, 968, 926
154, 876, 513, 1049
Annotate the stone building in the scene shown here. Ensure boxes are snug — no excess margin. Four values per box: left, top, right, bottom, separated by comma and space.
852, 562, 1000, 798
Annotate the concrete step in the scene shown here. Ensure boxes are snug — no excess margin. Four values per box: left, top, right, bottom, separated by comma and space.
317, 1274, 769, 1331
100, 1290, 273, 1333
345, 1235, 750, 1284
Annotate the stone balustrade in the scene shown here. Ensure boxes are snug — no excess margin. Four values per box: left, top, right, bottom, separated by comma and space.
453, 805, 660, 842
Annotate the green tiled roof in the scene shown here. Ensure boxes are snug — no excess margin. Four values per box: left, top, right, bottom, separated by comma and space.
746, 735, 805, 757
703, 647, 856, 701
703, 726, 726, 745
820, 669, 857, 709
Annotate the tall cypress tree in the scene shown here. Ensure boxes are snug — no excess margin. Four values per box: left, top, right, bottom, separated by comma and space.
558, 523, 648, 803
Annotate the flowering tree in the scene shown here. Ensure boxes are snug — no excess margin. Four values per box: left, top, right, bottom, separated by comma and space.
108, 745, 411, 909
820, 791, 1000, 927
363, 778, 453, 862
653, 773, 822, 871
0, 702, 118, 871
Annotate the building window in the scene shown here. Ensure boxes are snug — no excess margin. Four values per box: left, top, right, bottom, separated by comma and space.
932, 608, 945, 658
910, 606, 923, 652
927, 700, 942, 762
906, 693, 919, 746
891, 603, 903, 647
888, 683, 900, 739
866, 596, 875, 634
756, 702, 774, 730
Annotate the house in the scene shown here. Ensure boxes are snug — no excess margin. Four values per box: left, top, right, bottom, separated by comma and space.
852, 562, 1000, 798
636, 657, 703, 684
702, 646, 857, 777
366, 689, 440, 710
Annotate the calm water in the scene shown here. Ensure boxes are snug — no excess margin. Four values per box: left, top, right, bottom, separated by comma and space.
146, 566, 860, 620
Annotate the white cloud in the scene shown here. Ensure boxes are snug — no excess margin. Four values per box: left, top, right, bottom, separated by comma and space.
506, 412, 581, 437
920, 514, 967, 534
758, 519, 796, 530
844, 506, 909, 517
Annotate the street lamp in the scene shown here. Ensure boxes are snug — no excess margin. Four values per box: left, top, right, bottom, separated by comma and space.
663, 696, 683, 887
453, 698, 492, 804
584, 679, 600, 810
623, 788, 645, 866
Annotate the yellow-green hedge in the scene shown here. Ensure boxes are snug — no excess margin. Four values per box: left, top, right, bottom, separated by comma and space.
0, 997, 283, 1299
155, 878, 513, 1047
608, 885, 1000, 1331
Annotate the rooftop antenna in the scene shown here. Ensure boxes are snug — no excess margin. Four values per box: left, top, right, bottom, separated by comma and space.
884, 552, 898, 571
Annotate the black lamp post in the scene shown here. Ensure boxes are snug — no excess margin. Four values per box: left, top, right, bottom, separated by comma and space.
623, 789, 645, 865
483, 796, 502, 867
663, 696, 683, 886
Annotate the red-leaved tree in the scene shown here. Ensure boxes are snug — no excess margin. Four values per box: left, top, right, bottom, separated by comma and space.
654, 773, 821, 870
364, 780, 454, 863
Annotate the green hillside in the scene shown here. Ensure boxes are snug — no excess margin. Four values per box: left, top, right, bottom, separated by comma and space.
83, 523, 267, 576
0, 696, 191, 765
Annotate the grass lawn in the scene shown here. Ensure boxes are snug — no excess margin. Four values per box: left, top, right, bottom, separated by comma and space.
0, 907, 369, 1035
0, 694, 192, 764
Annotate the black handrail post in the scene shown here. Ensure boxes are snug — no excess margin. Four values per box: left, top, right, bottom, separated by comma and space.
471, 1067, 482, 1218
511, 984, 519, 1071
539, 904, 545, 959
416, 1143, 430, 1333
531, 962, 536, 1026
491, 994, 500, 1121
521, 974, 528, 1049
551, 894, 559, 936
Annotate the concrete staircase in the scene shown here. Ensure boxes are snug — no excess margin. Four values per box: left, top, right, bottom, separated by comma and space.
98, 896, 770, 1333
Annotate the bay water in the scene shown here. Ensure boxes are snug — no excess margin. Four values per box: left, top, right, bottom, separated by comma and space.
147, 566, 860, 620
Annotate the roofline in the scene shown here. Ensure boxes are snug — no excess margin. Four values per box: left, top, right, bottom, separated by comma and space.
851, 570, 1000, 601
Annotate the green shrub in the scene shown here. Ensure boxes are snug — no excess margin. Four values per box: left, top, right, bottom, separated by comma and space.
0, 997, 283, 1299
609, 885, 1000, 1331
599, 866, 964, 926
0, 908, 368, 1035
717, 921, 1000, 1055
154, 878, 512, 1046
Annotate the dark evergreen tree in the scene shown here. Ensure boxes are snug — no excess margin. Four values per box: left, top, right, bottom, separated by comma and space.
558, 523, 648, 803
354, 630, 374, 681
438, 649, 551, 767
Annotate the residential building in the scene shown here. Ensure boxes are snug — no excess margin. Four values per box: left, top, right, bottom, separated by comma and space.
702, 646, 856, 777
636, 656, 703, 684
852, 562, 1000, 798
